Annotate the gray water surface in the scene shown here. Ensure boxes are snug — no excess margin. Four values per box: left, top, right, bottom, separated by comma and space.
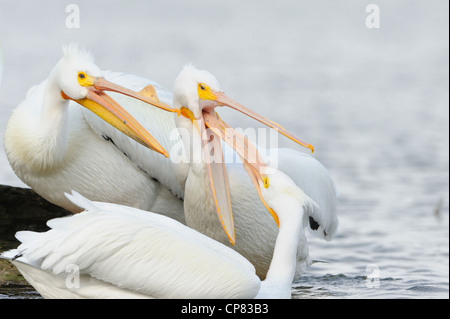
0, 0, 448, 299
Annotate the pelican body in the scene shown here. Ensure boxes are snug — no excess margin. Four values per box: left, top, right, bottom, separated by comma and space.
1, 166, 312, 299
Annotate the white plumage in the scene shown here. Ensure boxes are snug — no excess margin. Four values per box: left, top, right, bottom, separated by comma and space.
3, 45, 337, 284
3, 45, 184, 222
3, 191, 258, 298
2, 163, 313, 299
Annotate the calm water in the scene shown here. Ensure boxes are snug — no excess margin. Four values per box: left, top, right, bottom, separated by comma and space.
0, 1, 448, 299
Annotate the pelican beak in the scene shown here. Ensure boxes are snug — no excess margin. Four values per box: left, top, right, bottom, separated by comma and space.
202, 111, 280, 227
179, 105, 279, 243
93, 77, 181, 116
201, 88, 314, 153
196, 83, 314, 226
180, 107, 236, 245
61, 81, 171, 157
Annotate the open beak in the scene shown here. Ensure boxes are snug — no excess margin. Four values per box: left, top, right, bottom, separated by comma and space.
203, 111, 280, 227
180, 95, 288, 244
208, 91, 314, 153
180, 106, 236, 245
62, 77, 179, 157
202, 124, 235, 245
198, 89, 315, 229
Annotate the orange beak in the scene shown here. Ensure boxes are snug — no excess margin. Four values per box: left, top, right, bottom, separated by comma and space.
62, 77, 180, 157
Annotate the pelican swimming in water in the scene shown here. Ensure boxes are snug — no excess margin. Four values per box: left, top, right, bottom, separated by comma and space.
1, 165, 314, 299
3, 44, 184, 221
1, 59, 329, 296
4, 44, 337, 279
161, 64, 338, 279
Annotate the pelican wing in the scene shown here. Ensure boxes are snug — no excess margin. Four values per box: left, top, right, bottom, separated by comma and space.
8, 192, 259, 299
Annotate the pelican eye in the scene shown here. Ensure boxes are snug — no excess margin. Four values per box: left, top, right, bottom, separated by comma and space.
263, 176, 270, 189
197, 83, 217, 100
77, 72, 95, 87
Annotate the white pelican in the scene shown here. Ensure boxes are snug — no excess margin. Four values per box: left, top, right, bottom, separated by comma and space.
163, 64, 338, 279
1, 168, 313, 299
3, 44, 184, 221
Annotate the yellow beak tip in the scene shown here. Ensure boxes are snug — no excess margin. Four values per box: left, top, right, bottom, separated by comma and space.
160, 150, 169, 158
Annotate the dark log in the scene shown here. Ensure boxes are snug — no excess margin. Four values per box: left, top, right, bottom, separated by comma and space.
0, 185, 71, 244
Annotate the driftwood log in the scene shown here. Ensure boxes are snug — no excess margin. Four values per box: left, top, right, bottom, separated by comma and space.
0, 185, 71, 243
0, 185, 71, 290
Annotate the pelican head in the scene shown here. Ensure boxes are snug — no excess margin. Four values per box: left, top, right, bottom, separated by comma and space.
56, 45, 101, 99
173, 64, 221, 118
173, 64, 314, 151
166, 64, 315, 244
54, 44, 179, 157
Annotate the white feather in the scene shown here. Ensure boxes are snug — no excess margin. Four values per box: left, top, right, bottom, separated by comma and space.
61, 43, 95, 65
6, 192, 260, 299
3, 45, 184, 222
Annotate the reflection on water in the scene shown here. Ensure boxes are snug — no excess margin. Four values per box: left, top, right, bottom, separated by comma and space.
0, 286, 41, 299
0, 0, 448, 299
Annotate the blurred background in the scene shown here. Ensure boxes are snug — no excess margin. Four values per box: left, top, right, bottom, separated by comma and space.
0, 0, 448, 298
